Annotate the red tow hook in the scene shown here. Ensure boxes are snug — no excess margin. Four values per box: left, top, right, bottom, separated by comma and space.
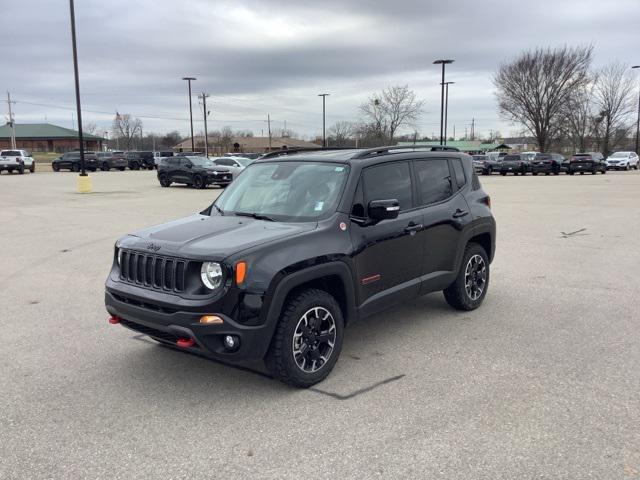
176, 338, 195, 348
108, 315, 121, 325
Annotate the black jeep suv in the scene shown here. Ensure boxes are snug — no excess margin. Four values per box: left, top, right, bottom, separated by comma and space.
157, 156, 233, 189
105, 147, 496, 387
52, 151, 99, 172
126, 151, 155, 170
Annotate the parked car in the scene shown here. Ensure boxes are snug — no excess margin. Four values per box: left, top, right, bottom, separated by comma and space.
224, 152, 262, 160
472, 154, 501, 175
153, 151, 174, 168
530, 153, 565, 175
605, 151, 639, 170
0, 149, 35, 174
52, 151, 99, 172
499, 154, 529, 175
568, 153, 606, 175
106, 147, 496, 387
126, 151, 155, 170
96, 151, 127, 171
157, 156, 233, 189
211, 156, 253, 179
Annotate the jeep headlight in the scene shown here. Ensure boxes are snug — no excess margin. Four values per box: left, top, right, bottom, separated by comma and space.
201, 262, 223, 290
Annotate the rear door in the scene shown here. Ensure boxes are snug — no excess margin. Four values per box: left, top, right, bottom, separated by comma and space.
350, 161, 424, 316
413, 157, 470, 292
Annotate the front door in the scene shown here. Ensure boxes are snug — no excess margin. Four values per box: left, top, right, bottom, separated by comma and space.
349, 161, 424, 317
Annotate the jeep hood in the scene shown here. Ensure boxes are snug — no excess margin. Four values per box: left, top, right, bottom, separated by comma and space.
119, 214, 317, 259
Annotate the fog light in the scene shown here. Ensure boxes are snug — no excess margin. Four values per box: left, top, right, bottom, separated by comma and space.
199, 315, 224, 325
223, 335, 239, 351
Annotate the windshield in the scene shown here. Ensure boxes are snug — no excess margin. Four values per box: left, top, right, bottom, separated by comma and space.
234, 157, 252, 167
609, 152, 629, 158
214, 161, 349, 222
189, 157, 215, 167
521, 153, 536, 161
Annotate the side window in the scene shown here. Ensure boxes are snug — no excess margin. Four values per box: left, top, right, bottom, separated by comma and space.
180, 158, 192, 167
351, 179, 365, 218
451, 158, 466, 189
363, 162, 412, 211
414, 159, 453, 206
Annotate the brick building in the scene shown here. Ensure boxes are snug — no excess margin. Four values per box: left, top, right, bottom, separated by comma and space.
0, 123, 104, 152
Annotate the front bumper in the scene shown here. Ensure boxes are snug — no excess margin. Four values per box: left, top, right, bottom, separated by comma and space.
206, 172, 233, 184
105, 289, 271, 362
531, 164, 554, 173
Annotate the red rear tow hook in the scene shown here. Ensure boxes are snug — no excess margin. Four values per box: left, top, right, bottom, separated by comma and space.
176, 338, 195, 348
108, 315, 121, 325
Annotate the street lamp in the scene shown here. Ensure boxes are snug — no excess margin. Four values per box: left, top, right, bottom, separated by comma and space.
68, 0, 91, 193
443, 81, 455, 145
318, 94, 329, 147
182, 77, 197, 151
433, 59, 454, 145
632, 65, 640, 155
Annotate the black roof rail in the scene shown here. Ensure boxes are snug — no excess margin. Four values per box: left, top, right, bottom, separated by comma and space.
260, 147, 347, 159
351, 145, 460, 159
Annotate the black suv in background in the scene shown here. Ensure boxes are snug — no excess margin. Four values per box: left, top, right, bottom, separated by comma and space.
568, 153, 606, 175
52, 151, 99, 172
499, 154, 529, 175
96, 151, 127, 171
530, 153, 565, 175
157, 156, 233, 189
106, 147, 496, 387
126, 151, 155, 170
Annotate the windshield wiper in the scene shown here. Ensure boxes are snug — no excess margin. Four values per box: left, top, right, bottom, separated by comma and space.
212, 204, 224, 215
234, 211, 276, 222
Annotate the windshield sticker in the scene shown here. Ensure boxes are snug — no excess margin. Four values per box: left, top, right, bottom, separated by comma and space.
314, 201, 324, 211
334, 166, 344, 172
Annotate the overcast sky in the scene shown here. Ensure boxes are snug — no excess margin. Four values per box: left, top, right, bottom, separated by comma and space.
2, 0, 639, 140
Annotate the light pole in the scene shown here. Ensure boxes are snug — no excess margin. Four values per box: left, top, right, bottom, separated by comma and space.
433, 59, 454, 145
632, 65, 640, 155
443, 81, 455, 145
182, 77, 196, 152
68, 0, 90, 192
318, 93, 329, 147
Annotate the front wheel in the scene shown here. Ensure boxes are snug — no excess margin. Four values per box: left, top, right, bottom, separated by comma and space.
52, 163, 60, 172
443, 243, 490, 311
266, 289, 344, 388
192, 174, 206, 189
101, 162, 110, 171
118, 167, 125, 171
72, 163, 80, 172
159, 174, 171, 187
29, 163, 35, 173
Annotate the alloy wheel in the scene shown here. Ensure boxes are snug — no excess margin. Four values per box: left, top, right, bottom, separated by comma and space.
464, 254, 487, 301
292, 307, 336, 373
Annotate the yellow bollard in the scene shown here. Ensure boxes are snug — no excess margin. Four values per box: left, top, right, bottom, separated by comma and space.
76, 174, 92, 193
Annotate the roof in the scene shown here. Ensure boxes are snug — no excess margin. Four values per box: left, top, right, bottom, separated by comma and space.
174, 135, 319, 150
0, 123, 104, 140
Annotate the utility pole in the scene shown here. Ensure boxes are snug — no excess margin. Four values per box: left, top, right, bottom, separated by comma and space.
6, 92, 16, 149
68, 0, 87, 182
267, 114, 272, 151
182, 77, 196, 151
633, 66, 640, 154
318, 93, 329, 147
433, 59, 454, 145
471, 117, 475, 140
199, 92, 210, 157
453, 124, 456, 141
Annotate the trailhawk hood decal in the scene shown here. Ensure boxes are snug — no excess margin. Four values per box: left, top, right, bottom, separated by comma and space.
119, 214, 317, 259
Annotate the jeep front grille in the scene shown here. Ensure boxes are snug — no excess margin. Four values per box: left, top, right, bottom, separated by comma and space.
119, 250, 187, 292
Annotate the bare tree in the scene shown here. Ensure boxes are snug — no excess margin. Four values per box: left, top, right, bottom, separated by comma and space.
111, 113, 143, 150
360, 85, 424, 143
592, 62, 635, 156
328, 121, 355, 147
562, 80, 596, 153
494, 45, 593, 152
83, 122, 98, 135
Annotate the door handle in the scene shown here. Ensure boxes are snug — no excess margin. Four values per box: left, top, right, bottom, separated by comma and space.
404, 223, 423, 233
452, 208, 469, 218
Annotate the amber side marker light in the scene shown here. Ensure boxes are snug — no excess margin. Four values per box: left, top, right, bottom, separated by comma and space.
484, 196, 491, 209
235, 261, 247, 284
199, 315, 224, 325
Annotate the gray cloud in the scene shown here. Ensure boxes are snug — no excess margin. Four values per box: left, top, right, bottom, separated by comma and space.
2, 0, 639, 138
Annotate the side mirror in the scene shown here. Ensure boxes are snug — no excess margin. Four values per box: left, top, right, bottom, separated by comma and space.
185, 162, 192, 168
368, 199, 400, 222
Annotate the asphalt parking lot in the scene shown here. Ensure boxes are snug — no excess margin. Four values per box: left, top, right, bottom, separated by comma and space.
1, 169, 639, 479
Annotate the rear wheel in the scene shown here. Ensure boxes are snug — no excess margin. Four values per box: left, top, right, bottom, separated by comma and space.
18, 164, 25, 174
500, 171, 506, 176
443, 243, 490, 311
101, 162, 110, 171
118, 167, 125, 171
130, 161, 140, 170
266, 289, 344, 388
72, 163, 80, 172
159, 174, 171, 187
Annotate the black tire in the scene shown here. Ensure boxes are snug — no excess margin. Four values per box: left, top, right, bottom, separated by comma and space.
118, 167, 125, 171
443, 243, 490, 311
569, 171, 575, 175
500, 172, 506, 176
192, 174, 206, 189
159, 174, 171, 188
18, 165, 25, 174
52, 163, 60, 172
266, 288, 344, 388
29, 163, 35, 173
131, 161, 140, 170
72, 163, 80, 172
101, 162, 110, 171
602, 169, 606, 175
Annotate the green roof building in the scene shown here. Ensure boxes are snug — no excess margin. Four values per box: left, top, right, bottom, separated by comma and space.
395, 140, 511, 153
0, 123, 104, 153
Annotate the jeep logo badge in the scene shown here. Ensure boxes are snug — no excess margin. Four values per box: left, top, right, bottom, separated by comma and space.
146, 243, 161, 252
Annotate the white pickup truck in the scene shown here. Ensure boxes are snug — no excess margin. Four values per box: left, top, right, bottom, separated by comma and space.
0, 149, 35, 174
